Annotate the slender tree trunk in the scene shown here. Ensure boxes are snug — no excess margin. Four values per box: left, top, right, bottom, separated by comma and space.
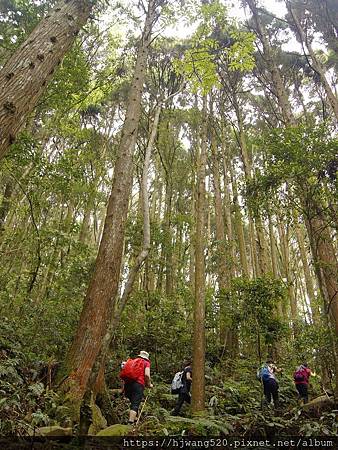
164, 180, 173, 296
294, 219, 321, 323
148, 171, 162, 292
234, 97, 270, 275
211, 133, 230, 352
255, 217, 271, 274
249, 217, 259, 277
189, 196, 195, 291
269, 216, 284, 318
222, 156, 237, 274
0, 180, 14, 232
113, 102, 161, 323
191, 96, 208, 414
0, 0, 93, 159
213, 137, 239, 360
79, 197, 94, 245
36, 208, 65, 302
85, 101, 161, 413
60, 201, 75, 267
278, 220, 298, 334
228, 161, 250, 277
61, 0, 157, 403
269, 216, 279, 279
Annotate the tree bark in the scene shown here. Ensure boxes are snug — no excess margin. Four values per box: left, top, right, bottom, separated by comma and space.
0, 0, 93, 159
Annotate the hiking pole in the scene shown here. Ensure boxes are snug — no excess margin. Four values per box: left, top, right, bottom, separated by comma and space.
134, 395, 149, 429
322, 384, 330, 400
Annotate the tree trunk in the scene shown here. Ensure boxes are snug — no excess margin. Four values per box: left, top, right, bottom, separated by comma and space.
189, 190, 196, 291
305, 204, 338, 335
191, 96, 208, 414
211, 133, 230, 353
79, 197, 93, 245
249, 217, 260, 277
81, 101, 162, 421
228, 160, 250, 277
0, 0, 93, 159
233, 95, 270, 276
269, 216, 279, 279
164, 180, 174, 296
278, 219, 298, 335
269, 216, 284, 318
113, 102, 161, 322
0, 180, 14, 232
294, 219, 321, 323
222, 157, 237, 274
61, 0, 157, 403
255, 217, 271, 274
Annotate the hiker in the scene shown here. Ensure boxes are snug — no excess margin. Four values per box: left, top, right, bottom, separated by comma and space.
294, 362, 315, 404
120, 351, 153, 425
257, 359, 282, 407
171, 358, 192, 416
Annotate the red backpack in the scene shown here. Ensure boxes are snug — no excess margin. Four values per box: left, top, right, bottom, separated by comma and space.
120, 358, 145, 382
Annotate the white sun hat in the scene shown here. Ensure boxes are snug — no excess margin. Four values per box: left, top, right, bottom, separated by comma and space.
138, 351, 150, 360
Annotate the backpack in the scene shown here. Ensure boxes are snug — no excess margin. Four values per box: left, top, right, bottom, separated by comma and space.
257, 365, 271, 381
294, 367, 306, 382
171, 371, 184, 394
119, 358, 145, 382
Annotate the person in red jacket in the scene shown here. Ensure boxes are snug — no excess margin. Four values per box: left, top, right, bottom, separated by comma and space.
122, 351, 153, 425
293, 362, 315, 404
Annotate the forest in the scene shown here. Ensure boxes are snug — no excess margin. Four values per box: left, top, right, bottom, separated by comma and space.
0, 0, 337, 444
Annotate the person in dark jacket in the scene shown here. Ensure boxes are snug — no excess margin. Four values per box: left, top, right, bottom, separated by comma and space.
172, 358, 192, 416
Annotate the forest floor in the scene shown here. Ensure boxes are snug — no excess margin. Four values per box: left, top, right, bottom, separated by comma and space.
1, 327, 337, 440
101, 379, 336, 438
1, 345, 336, 441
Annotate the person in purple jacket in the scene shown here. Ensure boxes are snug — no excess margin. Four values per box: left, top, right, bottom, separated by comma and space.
294, 362, 315, 404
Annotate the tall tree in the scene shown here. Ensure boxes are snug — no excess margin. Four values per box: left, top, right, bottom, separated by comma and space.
62, 0, 163, 402
245, 0, 296, 126
191, 96, 208, 414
